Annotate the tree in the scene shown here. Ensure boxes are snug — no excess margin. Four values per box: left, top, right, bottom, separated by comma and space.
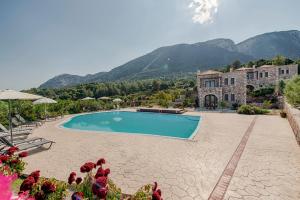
278, 80, 286, 95
296, 60, 300, 74
284, 76, 300, 106
272, 55, 286, 65
232, 60, 241, 69
247, 61, 255, 68
152, 80, 160, 91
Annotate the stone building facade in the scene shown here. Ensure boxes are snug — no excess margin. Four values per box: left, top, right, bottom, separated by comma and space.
197, 64, 298, 109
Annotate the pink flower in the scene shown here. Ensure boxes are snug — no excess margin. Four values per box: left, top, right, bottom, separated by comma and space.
16, 191, 35, 200
0, 173, 14, 200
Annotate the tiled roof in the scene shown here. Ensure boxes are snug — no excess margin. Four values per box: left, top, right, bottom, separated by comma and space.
198, 70, 222, 75
236, 67, 253, 71
259, 65, 275, 68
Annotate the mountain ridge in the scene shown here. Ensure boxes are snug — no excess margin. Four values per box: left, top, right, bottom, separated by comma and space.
40, 30, 300, 89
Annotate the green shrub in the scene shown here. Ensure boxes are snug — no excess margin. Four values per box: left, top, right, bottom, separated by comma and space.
285, 76, 300, 107
237, 105, 269, 115
219, 101, 228, 110
231, 103, 240, 110
0, 101, 9, 127
251, 87, 275, 97
262, 100, 272, 109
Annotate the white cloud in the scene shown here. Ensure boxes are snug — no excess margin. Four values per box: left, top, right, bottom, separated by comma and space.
188, 0, 219, 24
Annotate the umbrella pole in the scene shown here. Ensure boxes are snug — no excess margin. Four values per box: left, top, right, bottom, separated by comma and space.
8, 100, 13, 144
44, 104, 47, 121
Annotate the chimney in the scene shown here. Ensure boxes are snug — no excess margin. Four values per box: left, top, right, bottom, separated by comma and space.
230, 67, 234, 72
252, 65, 256, 69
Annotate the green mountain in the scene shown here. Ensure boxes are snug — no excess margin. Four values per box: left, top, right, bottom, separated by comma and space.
40, 30, 300, 89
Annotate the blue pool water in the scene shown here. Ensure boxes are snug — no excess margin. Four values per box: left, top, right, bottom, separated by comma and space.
62, 111, 201, 139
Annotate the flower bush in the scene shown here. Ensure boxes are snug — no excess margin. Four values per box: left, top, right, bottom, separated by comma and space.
1, 153, 162, 200
0, 147, 27, 176
68, 158, 163, 200
131, 182, 163, 200
18, 170, 67, 200
68, 158, 122, 200
237, 105, 269, 115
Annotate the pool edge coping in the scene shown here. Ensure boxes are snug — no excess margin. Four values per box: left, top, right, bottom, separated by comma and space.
56, 110, 202, 141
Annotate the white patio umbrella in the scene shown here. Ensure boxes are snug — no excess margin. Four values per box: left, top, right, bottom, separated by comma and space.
98, 96, 111, 100
81, 97, 95, 101
113, 98, 122, 110
33, 98, 57, 120
0, 90, 43, 143
113, 98, 122, 103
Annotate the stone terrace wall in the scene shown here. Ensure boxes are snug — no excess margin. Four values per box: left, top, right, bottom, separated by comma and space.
284, 102, 300, 145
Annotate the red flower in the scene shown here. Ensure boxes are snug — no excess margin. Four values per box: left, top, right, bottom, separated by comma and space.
105, 168, 110, 176
95, 167, 104, 178
18, 151, 28, 158
72, 192, 84, 200
41, 181, 56, 193
80, 162, 96, 173
152, 191, 162, 200
70, 172, 76, 176
10, 159, 19, 165
96, 158, 106, 166
34, 192, 45, 200
29, 170, 40, 183
92, 177, 108, 198
152, 182, 163, 200
20, 176, 36, 192
75, 177, 82, 184
68, 172, 76, 184
0, 155, 9, 163
95, 167, 110, 178
7, 146, 19, 155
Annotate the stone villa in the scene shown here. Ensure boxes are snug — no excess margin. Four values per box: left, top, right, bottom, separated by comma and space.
197, 64, 298, 109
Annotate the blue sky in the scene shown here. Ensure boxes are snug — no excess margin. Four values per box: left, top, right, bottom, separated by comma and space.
0, 0, 300, 90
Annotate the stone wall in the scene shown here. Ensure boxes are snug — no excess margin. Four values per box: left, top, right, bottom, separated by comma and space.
284, 102, 300, 145
198, 87, 222, 108
222, 70, 247, 105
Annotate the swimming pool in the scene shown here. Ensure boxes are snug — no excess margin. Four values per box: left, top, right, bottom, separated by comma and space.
62, 111, 201, 139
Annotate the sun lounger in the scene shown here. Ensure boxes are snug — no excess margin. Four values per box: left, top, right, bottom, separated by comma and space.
11, 117, 35, 131
15, 114, 42, 127
0, 133, 54, 154
0, 123, 32, 137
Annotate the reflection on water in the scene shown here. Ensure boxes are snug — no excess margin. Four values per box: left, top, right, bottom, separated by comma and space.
113, 117, 122, 122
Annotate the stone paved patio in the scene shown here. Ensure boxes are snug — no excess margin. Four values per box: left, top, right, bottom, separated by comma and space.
23, 112, 300, 199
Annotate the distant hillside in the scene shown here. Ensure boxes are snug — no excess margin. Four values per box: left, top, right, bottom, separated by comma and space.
237, 30, 300, 59
40, 30, 300, 89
